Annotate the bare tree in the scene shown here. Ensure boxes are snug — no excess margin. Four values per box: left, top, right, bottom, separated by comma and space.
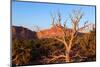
50, 12, 56, 27
33, 25, 40, 32
46, 10, 91, 63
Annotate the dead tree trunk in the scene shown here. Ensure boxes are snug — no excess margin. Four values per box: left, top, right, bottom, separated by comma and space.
49, 10, 90, 63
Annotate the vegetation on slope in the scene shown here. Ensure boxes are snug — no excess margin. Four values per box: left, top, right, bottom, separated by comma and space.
12, 28, 96, 66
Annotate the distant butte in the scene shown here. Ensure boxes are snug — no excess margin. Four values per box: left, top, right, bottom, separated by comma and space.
12, 24, 89, 39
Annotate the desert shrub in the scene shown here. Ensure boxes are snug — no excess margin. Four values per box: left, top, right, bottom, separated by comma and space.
70, 29, 96, 62
12, 39, 32, 66
12, 30, 96, 65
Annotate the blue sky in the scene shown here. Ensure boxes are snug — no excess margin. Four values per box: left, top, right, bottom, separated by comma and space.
12, 1, 96, 31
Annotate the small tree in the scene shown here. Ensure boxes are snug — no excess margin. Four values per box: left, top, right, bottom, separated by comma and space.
33, 25, 40, 32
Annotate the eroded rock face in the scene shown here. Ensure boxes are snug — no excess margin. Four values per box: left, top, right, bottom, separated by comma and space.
12, 25, 82, 39
12, 26, 37, 40
37, 25, 73, 39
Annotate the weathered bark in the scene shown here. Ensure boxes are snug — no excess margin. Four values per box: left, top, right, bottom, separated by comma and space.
65, 53, 70, 62
49, 10, 90, 63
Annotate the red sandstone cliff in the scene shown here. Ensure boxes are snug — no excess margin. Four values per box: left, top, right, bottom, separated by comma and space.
37, 25, 72, 39
12, 25, 81, 39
